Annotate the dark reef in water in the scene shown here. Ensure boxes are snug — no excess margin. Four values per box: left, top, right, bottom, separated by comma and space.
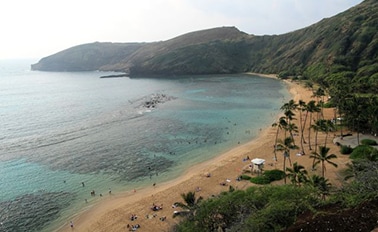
0, 191, 75, 232
140, 93, 177, 109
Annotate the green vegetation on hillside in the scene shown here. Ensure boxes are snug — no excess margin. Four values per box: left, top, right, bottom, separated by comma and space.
172, 97, 378, 231
32, 0, 377, 95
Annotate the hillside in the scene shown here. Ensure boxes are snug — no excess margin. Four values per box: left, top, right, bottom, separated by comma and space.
101, 26, 252, 75
31, 42, 143, 72
31, 26, 250, 74
31, 0, 377, 92
248, 0, 378, 93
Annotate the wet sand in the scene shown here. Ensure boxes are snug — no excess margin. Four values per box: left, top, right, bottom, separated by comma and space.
58, 76, 350, 232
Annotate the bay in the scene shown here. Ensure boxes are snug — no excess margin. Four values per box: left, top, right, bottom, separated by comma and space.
0, 59, 290, 231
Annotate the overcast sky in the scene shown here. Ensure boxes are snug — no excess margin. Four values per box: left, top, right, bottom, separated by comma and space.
0, 0, 363, 59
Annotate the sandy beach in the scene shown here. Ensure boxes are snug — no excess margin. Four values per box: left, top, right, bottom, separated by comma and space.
58, 76, 350, 232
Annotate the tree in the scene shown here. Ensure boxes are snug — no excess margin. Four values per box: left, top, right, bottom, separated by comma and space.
306, 100, 320, 150
281, 100, 298, 116
344, 96, 363, 145
286, 162, 308, 186
297, 100, 307, 154
173, 191, 203, 219
327, 75, 352, 137
312, 87, 326, 118
341, 159, 378, 199
286, 122, 299, 146
276, 137, 299, 184
366, 95, 378, 135
272, 116, 288, 162
310, 146, 338, 178
311, 119, 323, 154
322, 119, 335, 147
306, 174, 332, 200
311, 119, 334, 153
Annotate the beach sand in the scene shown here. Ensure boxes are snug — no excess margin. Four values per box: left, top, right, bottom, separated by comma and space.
58, 76, 350, 232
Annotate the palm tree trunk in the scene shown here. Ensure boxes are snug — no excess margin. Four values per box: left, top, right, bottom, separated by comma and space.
273, 127, 280, 161
299, 110, 305, 153
312, 132, 319, 170
283, 156, 287, 184
289, 130, 296, 146
314, 130, 318, 153
338, 107, 343, 137
287, 155, 292, 166
308, 113, 313, 150
302, 111, 309, 144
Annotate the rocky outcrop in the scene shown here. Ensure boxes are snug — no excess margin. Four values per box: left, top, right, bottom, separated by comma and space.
140, 93, 176, 109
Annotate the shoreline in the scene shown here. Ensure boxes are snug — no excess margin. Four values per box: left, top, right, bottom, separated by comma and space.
57, 76, 347, 232
58, 125, 276, 232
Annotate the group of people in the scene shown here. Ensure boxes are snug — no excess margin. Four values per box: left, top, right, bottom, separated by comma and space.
127, 214, 141, 231
151, 203, 163, 211
126, 223, 141, 231
130, 214, 138, 221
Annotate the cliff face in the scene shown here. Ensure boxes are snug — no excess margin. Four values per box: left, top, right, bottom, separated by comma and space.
31, 0, 377, 92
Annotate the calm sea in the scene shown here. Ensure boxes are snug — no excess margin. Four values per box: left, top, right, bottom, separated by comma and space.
0, 59, 290, 231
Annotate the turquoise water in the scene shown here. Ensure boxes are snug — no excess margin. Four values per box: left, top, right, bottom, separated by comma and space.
0, 59, 290, 231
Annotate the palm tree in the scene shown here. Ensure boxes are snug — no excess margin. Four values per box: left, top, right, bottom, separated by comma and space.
306, 100, 320, 150
276, 136, 298, 184
311, 119, 326, 153
287, 122, 299, 146
281, 100, 298, 117
306, 174, 332, 200
345, 96, 366, 145
283, 110, 296, 138
310, 146, 338, 178
367, 95, 378, 135
272, 116, 287, 161
298, 100, 307, 154
281, 100, 297, 131
286, 162, 308, 186
312, 87, 326, 118
323, 120, 335, 147
173, 191, 203, 219
328, 76, 352, 137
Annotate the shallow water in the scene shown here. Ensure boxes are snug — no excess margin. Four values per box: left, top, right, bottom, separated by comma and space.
0, 59, 290, 231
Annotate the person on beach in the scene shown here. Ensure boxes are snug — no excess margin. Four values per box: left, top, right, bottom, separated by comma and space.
70, 221, 74, 229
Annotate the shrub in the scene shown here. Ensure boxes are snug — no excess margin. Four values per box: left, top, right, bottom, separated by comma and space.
340, 145, 353, 154
323, 101, 335, 108
361, 139, 378, 146
350, 145, 374, 159
264, 169, 286, 181
250, 176, 271, 185
240, 174, 252, 180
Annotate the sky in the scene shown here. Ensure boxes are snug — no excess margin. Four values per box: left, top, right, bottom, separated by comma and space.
0, 0, 363, 60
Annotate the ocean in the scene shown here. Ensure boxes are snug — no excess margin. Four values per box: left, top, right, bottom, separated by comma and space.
0, 59, 290, 231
